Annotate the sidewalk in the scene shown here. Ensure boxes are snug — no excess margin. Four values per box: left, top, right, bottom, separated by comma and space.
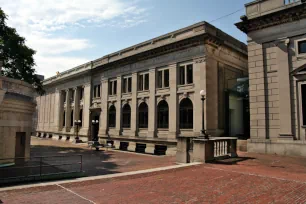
1, 151, 306, 203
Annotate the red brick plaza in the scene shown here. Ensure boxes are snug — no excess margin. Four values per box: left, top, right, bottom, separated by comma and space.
1, 151, 306, 204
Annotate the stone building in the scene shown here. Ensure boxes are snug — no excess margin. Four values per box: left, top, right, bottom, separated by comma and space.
0, 76, 36, 166
36, 22, 247, 155
236, 0, 306, 156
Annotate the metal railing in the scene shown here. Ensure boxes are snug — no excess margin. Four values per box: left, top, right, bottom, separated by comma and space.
0, 155, 83, 185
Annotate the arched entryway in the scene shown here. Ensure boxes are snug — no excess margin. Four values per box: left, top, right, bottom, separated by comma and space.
157, 100, 169, 129
122, 104, 131, 128
138, 102, 148, 128
179, 98, 193, 129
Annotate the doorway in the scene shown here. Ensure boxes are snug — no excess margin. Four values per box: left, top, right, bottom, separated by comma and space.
91, 114, 100, 141
15, 132, 26, 164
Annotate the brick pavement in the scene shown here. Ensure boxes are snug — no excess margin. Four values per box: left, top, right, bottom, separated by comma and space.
1, 151, 306, 203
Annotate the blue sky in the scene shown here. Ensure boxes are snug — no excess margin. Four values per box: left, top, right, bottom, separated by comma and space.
1, 0, 250, 78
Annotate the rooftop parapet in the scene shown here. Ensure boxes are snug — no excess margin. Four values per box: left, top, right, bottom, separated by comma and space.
245, 0, 302, 19
43, 21, 247, 86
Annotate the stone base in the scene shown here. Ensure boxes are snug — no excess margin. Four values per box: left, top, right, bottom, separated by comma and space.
127, 142, 136, 151
145, 144, 155, 154
248, 139, 306, 157
237, 140, 247, 152
166, 147, 176, 156
114, 140, 120, 149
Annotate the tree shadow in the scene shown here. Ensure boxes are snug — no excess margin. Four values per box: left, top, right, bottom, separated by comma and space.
30, 145, 120, 176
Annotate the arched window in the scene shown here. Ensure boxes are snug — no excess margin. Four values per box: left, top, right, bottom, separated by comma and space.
79, 109, 83, 127
63, 111, 66, 127
122, 104, 131, 128
70, 110, 74, 127
108, 105, 116, 128
157, 100, 169, 129
179, 98, 193, 129
138, 102, 148, 128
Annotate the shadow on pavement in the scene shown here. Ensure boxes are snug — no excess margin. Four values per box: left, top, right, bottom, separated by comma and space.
208, 157, 256, 165
30, 145, 120, 177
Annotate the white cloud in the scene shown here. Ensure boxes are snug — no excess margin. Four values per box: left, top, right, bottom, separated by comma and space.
35, 55, 89, 78
0, 0, 147, 78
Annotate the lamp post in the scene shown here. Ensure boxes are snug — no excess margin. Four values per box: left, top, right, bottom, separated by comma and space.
92, 120, 99, 141
74, 120, 82, 143
200, 90, 209, 139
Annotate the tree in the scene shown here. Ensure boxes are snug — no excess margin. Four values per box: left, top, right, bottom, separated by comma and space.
0, 8, 44, 95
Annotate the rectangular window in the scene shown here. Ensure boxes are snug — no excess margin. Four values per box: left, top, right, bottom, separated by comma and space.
109, 80, 117, 95
157, 69, 169, 89
63, 92, 66, 103
113, 80, 117, 95
128, 77, 132, 92
164, 69, 169, 87
122, 76, 132, 93
179, 63, 193, 85
157, 71, 163, 88
298, 41, 306, 54
138, 74, 143, 91
138, 73, 149, 91
179, 66, 185, 85
144, 73, 149, 90
123, 78, 127, 93
187, 64, 193, 84
93, 85, 101, 98
71, 90, 75, 101
80, 88, 84, 100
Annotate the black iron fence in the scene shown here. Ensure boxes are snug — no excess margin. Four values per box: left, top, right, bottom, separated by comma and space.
0, 155, 83, 185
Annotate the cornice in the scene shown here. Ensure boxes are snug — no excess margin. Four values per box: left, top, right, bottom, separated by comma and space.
236, 3, 306, 34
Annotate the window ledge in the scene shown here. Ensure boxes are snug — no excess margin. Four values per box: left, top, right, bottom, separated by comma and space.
178, 84, 194, 88
156, 87, 170, 91
137, 90, 149, 94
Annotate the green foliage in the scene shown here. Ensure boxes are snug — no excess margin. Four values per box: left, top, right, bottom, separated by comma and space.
0, 8, 45, 95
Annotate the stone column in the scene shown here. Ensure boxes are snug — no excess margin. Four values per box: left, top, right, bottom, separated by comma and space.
148, 68, 156, 138
79, 84, 91, 139
116, 76, 122, 135
277, 39, 293, 139
99, 79, 109, 137
193, 57, 206, 136
54, 89, 61, 132
65, 89, 71, 132
130, 72, 138, 136
73, 87, 80, 121
168, 64, 178, 139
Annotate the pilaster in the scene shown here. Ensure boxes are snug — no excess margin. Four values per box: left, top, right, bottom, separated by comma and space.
168, 64, 178, 139
276, 39, 293, 139
54, 89, 61, 131
148, 68, 156, 138
130, 72, 138, 136
65, 89, 71, 132
99, 79, 108, 137
116, 76, 122, 135
80, 83, 91, 137
193, 56, 206, 136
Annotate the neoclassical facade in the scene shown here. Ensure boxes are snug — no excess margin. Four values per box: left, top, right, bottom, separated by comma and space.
36, 22, 247, 155
236, 0, 306, 156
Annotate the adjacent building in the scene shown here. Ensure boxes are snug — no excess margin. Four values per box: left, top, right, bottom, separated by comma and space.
236, 0, 306, 156
36, 22, 247, 155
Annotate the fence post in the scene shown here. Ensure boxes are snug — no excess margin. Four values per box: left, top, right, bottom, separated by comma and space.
40, 157, 42, 177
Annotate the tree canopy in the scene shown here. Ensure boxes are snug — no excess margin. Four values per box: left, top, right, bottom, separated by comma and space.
0, 8, 44, 95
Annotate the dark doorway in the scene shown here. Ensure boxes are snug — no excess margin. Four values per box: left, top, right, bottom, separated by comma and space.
91, 114, 100, 141
15, 132, 26, 164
